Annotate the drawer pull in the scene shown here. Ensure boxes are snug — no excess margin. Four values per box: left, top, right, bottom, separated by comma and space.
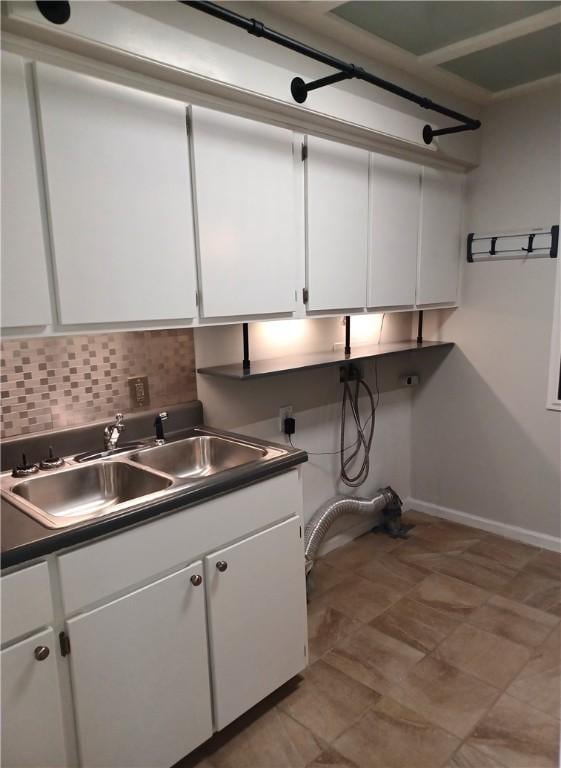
34, 646, 50, 661
216, 561, 228, 573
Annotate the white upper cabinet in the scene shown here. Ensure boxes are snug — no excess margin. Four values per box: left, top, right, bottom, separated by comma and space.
35, 63, 198, 325
306, 136, 369, 311
1, 53, 51, 328
417, 167, 464, 305
368, 154, 421, 308
190, 107, 299, 318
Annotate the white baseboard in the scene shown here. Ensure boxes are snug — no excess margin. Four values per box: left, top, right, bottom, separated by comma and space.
406, 497, 561, 553
316, 515, 382, 557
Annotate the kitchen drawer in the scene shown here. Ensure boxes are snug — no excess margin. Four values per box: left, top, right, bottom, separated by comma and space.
1, 562, 54, 646
58, 470, 301, 614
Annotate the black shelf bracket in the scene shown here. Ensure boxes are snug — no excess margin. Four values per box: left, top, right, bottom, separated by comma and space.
242, 322, 250, 371
416, 310, 424, 345
181, 1, 481, 145
344, 315, 351, 357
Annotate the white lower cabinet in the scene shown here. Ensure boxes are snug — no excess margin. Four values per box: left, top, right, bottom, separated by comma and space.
206, 516, 307, 730
67, 562, 213, 768
1, 627, 67, 768
1, 474, 306, 768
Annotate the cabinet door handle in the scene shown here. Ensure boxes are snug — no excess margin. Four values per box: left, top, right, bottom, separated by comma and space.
216, 560, 228, 572
34, 646, 50, 661
190, 574, 202, 586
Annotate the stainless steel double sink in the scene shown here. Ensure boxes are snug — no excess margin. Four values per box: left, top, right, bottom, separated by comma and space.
1, 430, 287, 529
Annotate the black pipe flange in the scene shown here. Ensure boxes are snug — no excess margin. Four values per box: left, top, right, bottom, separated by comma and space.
36, 1, 71, 24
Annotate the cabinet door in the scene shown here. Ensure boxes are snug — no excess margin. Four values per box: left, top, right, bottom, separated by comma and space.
191, 107, 298, 318
1, 628, 67, 768
67, 563, 212, 768
206, 517, 307, 730
417, 168, 464, 305
1, 52, 51, 328
306, 136, 369, 311
368, 154, 420, 308
35, 63, 198, 325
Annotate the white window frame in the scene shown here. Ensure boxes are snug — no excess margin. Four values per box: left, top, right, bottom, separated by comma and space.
546, 257, 561, 411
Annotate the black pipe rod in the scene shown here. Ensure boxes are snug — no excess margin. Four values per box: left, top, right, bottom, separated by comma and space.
430, 123, 482, 138
242, 322, 250, 371
308, 71, 352, 91
416, 310, 424, 345
292, 71, 352, 103
303, 70, 351, 93
181, 1, 481, 136
344, 316, 351, 357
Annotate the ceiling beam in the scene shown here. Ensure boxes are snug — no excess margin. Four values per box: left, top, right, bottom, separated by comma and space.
491, 72, 561, 102
420, 6, 561, 66
265, 1, 490, 104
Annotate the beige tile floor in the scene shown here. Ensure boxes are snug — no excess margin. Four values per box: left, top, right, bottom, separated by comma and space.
177, 512, 561, 768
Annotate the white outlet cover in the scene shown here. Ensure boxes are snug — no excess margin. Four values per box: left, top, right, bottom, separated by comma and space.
279, 405, 293, 432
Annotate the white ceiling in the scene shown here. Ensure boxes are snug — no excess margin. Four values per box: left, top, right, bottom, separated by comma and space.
265, 1, 561, 104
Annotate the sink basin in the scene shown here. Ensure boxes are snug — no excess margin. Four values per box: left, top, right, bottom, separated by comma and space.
130, 435, 267, 480
10, 461, 172, 528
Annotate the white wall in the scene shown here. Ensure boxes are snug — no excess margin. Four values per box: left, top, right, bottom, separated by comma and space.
411, 83, 561, 543
195, 314, 450, 547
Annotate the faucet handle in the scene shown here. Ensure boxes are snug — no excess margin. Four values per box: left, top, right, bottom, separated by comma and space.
154, 412, 169, 446
115, 413, 125, 430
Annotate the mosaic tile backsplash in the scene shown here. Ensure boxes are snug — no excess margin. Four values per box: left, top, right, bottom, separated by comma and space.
1, 329, 197, 438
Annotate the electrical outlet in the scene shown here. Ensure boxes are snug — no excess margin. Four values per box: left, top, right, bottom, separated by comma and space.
340, 364, 361, 382
400, 374, 419, 387
128, 376, 150, 408
279, 405, 293, 433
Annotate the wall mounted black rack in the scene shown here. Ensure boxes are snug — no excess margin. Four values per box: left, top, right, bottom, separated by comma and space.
180, 1, 481, 145
467, 225, 559, 262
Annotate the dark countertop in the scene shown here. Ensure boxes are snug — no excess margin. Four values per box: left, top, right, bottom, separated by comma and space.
1, 403, 307, 569
1, 444, 307, 570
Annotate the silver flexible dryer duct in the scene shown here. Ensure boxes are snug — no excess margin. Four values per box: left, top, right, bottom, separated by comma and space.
304, 487, 399, 575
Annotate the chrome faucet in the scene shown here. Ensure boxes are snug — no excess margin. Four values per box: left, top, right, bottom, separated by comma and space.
104, 413, 125, 451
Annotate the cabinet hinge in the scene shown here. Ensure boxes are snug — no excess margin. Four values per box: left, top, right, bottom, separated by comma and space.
195, 290, 200, 307
302, 288, 309, 304
59, 631, 71, 657
304, 645, 307, 657
185, 111, 191, 135
301, 143, 308, 162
